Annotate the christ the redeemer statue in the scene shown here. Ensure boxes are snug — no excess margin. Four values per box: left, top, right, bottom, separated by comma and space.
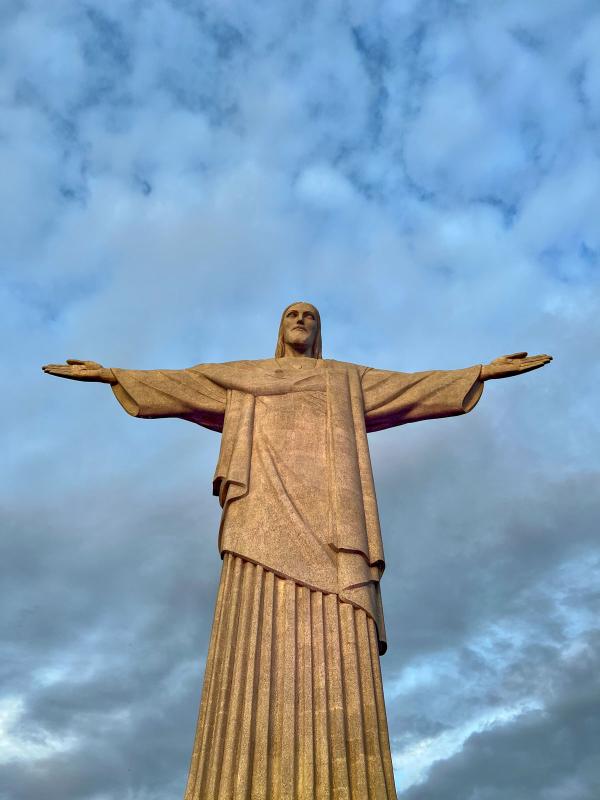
43, 303, 551, 800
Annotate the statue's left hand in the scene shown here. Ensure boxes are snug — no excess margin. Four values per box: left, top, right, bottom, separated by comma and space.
481, 352, 553, 381
42, 359, 116, 384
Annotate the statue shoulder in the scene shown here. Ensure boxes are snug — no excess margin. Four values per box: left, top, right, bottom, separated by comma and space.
322, 358, 370, 375
189, 359, 269, 371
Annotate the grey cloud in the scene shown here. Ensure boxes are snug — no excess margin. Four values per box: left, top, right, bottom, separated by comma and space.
1, 478, 222, 800
399, 633, 600, 800
2, 0, 600, 798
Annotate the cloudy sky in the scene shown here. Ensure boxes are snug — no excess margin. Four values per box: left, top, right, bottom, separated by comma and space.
2, 0, 599, 797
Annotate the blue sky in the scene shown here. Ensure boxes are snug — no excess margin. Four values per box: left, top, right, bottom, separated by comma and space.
2, 1, 600, 798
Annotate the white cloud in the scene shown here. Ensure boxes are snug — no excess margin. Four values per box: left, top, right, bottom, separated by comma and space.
296, 163, 358, 208
0, 696, 77, 764
393, 699, 543, 792
2, 0, 599, 797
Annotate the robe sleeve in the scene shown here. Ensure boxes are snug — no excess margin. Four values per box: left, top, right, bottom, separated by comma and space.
361, 364, 484, 433
110, 366, 227, 432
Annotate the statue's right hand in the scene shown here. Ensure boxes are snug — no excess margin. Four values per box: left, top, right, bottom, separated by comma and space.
42, 359, 116, 384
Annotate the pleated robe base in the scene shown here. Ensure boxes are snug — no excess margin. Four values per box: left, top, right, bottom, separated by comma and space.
184, 553, 397, 800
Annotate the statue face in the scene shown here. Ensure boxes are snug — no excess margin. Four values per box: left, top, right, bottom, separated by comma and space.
282, 303, 318, 353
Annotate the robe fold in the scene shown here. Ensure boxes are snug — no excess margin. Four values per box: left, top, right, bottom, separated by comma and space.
111, 357, 483, 799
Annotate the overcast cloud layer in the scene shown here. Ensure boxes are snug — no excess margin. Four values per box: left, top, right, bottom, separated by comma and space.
2, 1, 599, 798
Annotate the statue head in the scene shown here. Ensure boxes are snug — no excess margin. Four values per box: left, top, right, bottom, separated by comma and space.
275, 301, 322, 359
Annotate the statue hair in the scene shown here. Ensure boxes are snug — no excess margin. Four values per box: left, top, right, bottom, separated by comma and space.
274, 302, 323, 359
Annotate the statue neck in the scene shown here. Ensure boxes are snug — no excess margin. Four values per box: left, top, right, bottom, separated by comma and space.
282, 343, 313, 358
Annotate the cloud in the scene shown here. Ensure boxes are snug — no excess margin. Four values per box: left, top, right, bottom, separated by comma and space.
2, 0, 599, 798
399, 631, 600, 800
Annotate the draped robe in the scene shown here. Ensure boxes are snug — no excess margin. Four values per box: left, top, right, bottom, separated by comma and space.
111, 357, 483, 799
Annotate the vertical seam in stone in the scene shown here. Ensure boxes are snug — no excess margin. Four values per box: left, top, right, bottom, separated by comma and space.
234, 562, 265, 798
356, 610, 387, 798
337, 601, 354, 799
202, 555, 244, 797
312, 590, 331, 800
268, 576, 285, 798
324, 594, 350, 799
217, 559, 254, 797
250, 567, 274, 800
304, 586, 315, 800
352, 607, 372, 800
368, 615, 396, 797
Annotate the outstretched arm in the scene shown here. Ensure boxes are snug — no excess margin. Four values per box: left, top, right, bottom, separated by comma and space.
42, 359, 226, 432
362, 363, 484, 432
480, 352, 552, 380
361, 351, 552, 432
